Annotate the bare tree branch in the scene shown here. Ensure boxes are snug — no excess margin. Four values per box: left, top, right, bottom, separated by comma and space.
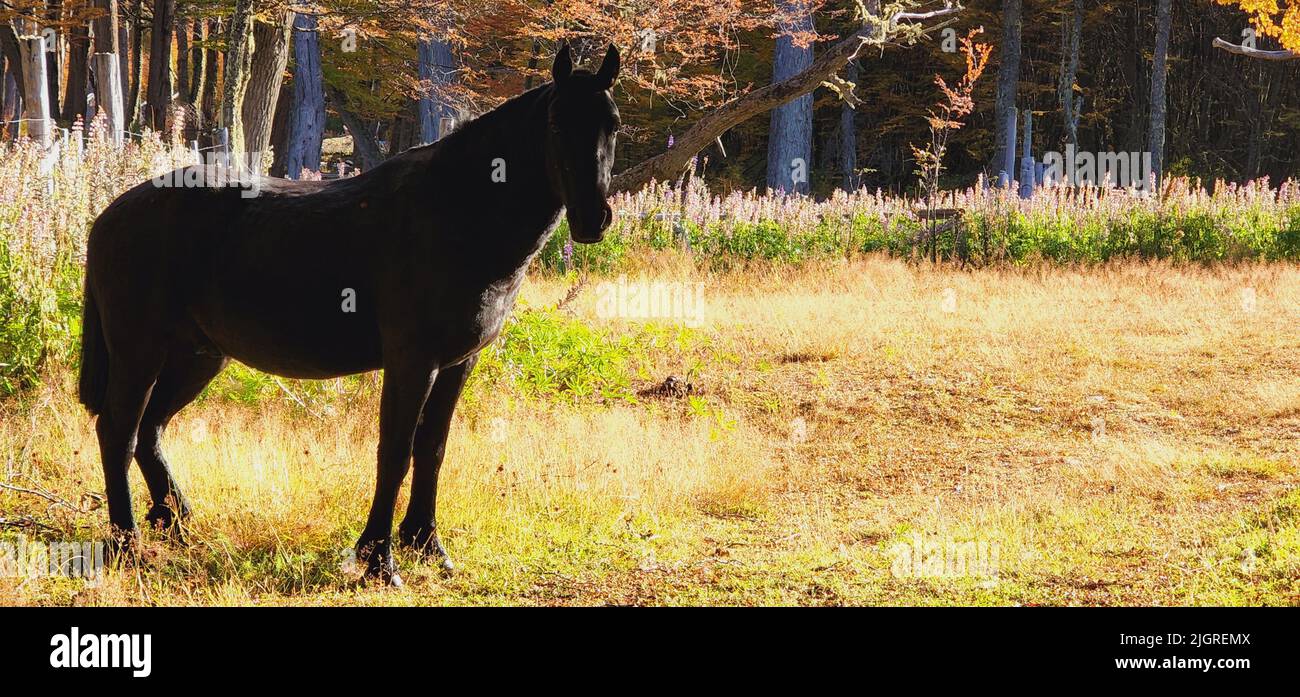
610, 3, 963, 193
1212, 37, 1299, 61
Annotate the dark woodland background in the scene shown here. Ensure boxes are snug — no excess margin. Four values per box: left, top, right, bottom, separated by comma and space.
682, 0, 1300, 194
2, 0, 1296, 196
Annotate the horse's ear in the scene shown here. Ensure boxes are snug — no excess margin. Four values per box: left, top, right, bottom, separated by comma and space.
594, 44, 620, 90
552, 43, 573, 85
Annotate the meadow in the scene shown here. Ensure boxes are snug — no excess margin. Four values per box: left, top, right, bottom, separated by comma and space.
1, 133, 1298, 605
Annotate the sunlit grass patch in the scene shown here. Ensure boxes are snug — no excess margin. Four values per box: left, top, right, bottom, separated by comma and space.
1199, 454, 1292, 481
1179, 489, 1300, 606
3, 258, 1298, 605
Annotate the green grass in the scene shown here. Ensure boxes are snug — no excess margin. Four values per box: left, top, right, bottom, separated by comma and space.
1180, 490, 1300, 605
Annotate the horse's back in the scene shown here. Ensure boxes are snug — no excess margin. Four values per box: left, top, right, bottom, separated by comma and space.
86, 171, 344, 352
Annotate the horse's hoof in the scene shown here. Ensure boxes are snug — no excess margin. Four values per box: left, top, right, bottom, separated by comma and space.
356, 537, 404, 587
357, 558, 403, 587
361, 562, 404, 588
398, 524, 452, 567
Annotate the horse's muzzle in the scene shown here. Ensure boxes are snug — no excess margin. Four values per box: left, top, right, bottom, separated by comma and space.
569, 202, 612, 244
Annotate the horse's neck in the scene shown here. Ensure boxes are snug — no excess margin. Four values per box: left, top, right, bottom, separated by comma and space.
432, 94, 561, 266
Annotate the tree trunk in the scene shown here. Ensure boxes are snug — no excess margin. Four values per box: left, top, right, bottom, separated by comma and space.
220, 0, 256, 166
146, 0, 176, 131
0, 52, 6, 127
188, 18, 204, 105
92, 52, 125, 144
417, 37, 456, 143
242, 11, 294, 170
523, 38, 543, 91
93, 0, 119, 54
0, 24, 26, 116
92, 0, 120, 127
1058, 0, 1082, 147
201, 18, 219, 131
268, 80, 293, 176
189, 17, 206, 128
117, 17, 128, 115
1147, 0, 1172, 184
610, 5, 961, 194
284, 12, 324, 178
991, 0, 1022, 177
766, 0, 815, 194
389, 99, 418, 156
839, 58, 858, 190
2, 69, 18, 141
1124, 2, 1147, 153
175, 20, 189, 103
325, 81, 383, 171
64, 24, 91, 122
45, 2, 62, 121
19, 36, 52, 146
0, 31, 23, 142
126, 0, 143, 127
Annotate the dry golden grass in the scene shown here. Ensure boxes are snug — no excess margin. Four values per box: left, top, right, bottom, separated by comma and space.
2, 256, 1298, 605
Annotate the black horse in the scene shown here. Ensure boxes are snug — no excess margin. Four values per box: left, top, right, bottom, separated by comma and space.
79, 45, 620, 585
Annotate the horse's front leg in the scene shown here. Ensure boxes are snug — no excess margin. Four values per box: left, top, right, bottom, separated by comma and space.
356, 355, 438, 586
399, 355, 478, 571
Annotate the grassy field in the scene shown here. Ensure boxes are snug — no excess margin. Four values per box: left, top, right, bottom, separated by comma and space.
3, 257, 1297, 605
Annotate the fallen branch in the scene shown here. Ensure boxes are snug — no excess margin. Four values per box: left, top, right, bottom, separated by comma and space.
0, 516, 60, 534
0, 478, 100, 514
0, 481, 72, 508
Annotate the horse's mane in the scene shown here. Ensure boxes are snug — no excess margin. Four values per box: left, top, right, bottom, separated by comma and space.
385, 81, 556, 169
342, 70, 602, 199
383, 70, 601, 169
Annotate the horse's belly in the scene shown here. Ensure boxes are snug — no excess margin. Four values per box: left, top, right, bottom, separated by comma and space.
193, 278, 384, 379
438, 327, 501, 368
225, 343, 383, 380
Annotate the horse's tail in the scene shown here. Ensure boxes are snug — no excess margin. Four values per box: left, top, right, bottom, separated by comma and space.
78, 274, 108, 416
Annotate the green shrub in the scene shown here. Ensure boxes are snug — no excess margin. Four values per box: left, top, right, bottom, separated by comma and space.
0, 233, 81, 397
1274, 207, 1300, 259
470, 306, 636, 404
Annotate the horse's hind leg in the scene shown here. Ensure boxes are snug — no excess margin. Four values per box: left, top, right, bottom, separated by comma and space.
97, 357, 164, 552
136, 349, 228, 534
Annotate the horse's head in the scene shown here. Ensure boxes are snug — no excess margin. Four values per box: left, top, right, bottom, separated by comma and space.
546, 43, 621, 244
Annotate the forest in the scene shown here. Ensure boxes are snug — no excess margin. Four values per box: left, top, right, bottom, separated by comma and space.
0, 1, 1296, 195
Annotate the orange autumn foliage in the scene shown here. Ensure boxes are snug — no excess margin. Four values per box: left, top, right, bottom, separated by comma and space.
1216, 0, 1300, 52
